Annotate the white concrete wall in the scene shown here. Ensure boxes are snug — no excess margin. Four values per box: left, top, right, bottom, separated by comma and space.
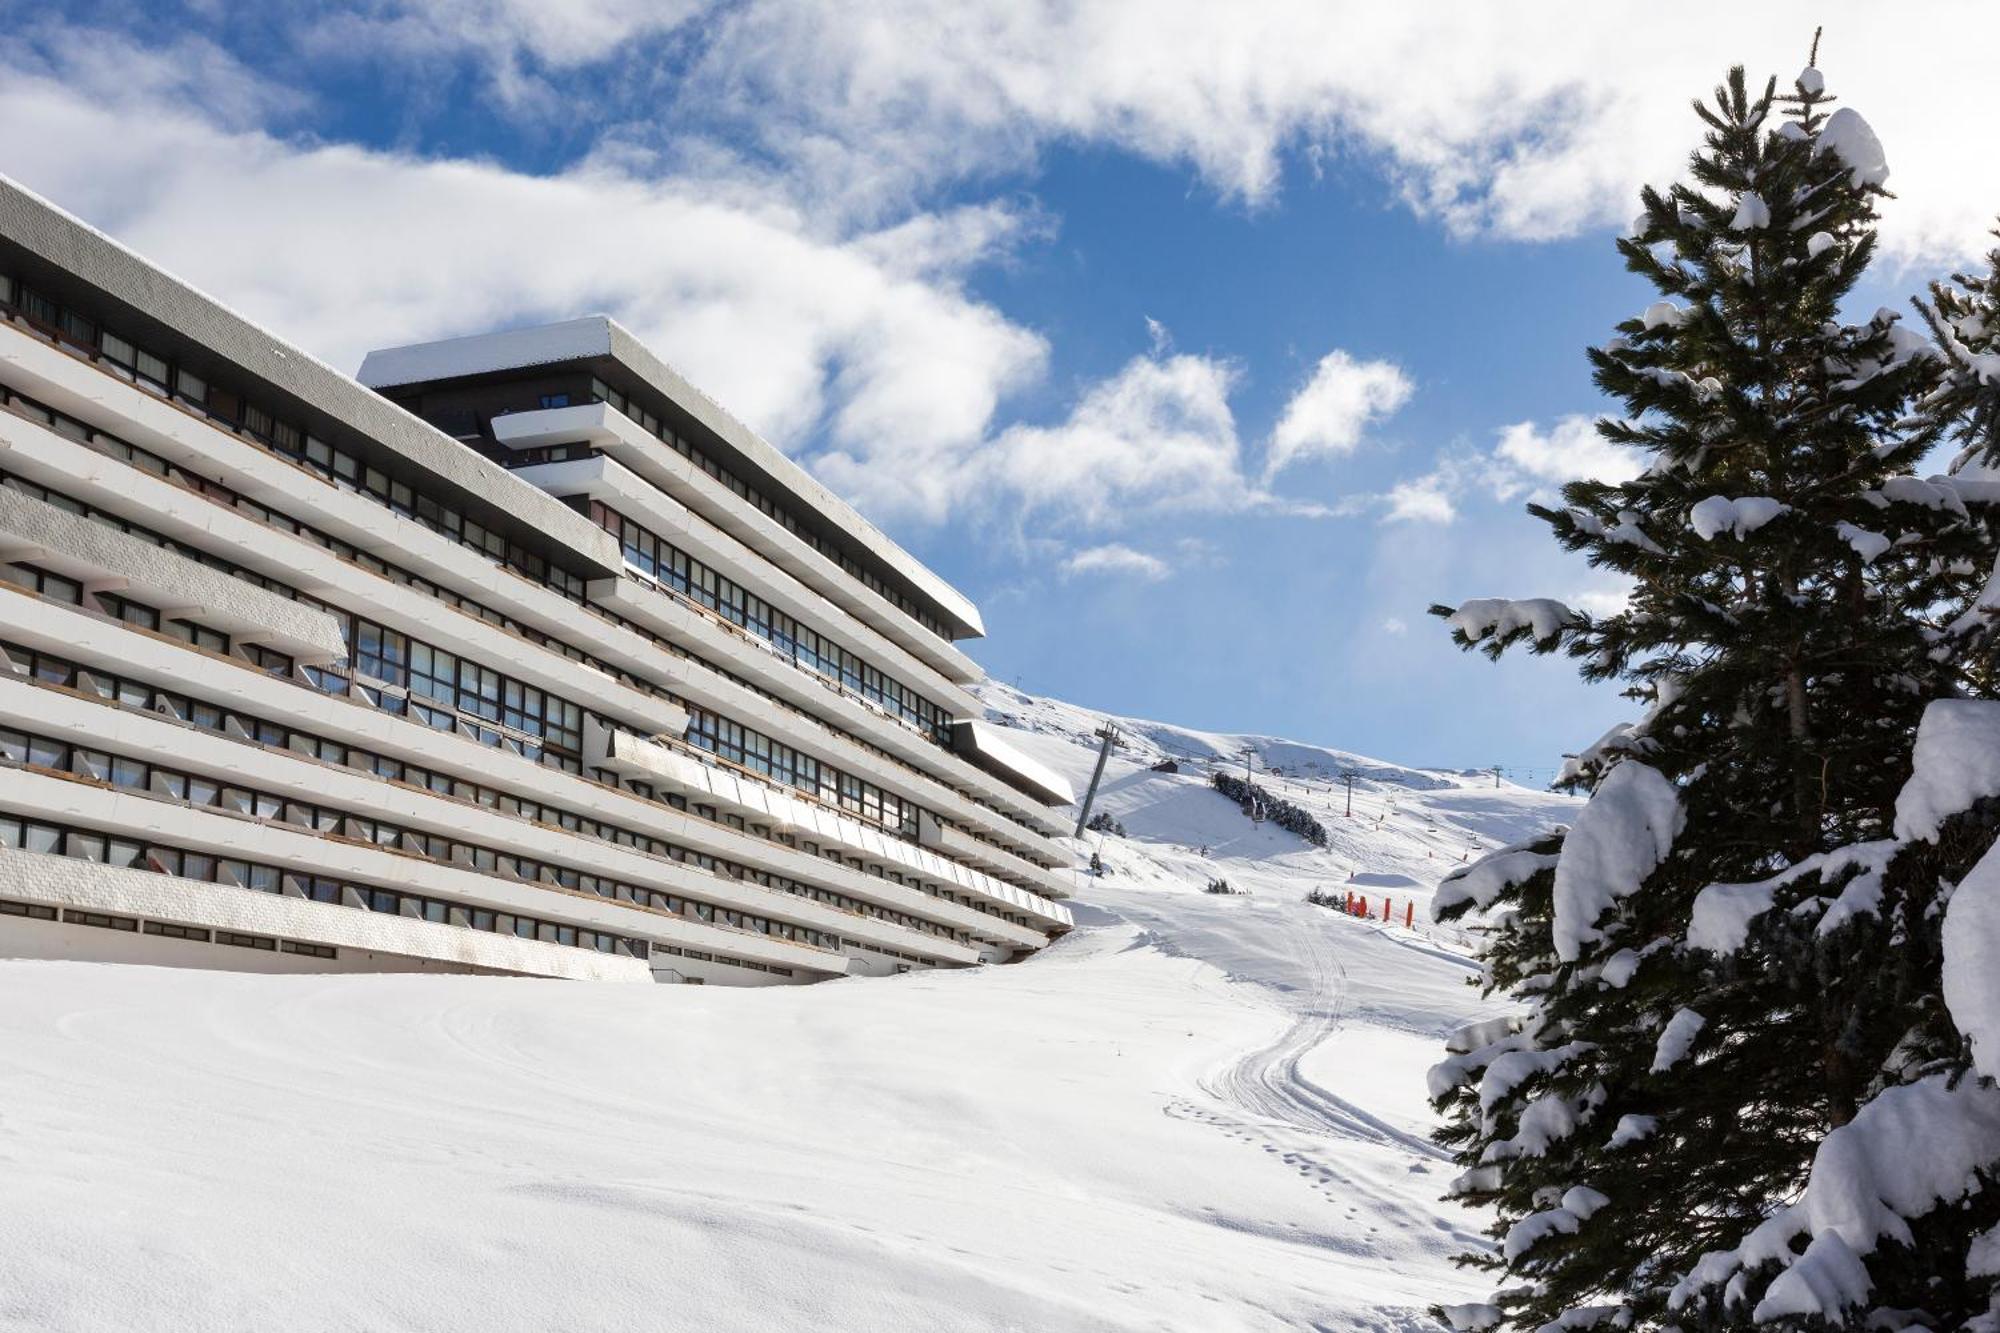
0, 850, 651, 980
0, 912, 500, 976
0, 483, 345, 661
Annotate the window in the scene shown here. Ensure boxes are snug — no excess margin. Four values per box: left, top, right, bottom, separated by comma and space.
0, 899, 57, 920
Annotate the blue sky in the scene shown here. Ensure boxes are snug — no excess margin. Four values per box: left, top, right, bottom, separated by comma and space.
3, 1, 1991, 776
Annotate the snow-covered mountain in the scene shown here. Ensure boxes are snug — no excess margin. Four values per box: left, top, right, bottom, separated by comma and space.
0, 686, 1581, 1331
980, 680, 1579, 915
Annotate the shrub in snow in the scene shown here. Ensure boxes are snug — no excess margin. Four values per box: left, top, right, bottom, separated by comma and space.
1427, 60, 2000, 1333
1208, 771, 1328, 848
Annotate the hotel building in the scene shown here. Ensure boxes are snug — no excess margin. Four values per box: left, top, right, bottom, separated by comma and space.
0, 177, 1076, 985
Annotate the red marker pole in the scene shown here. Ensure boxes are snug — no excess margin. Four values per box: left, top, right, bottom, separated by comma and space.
1405, 901, 1413, 929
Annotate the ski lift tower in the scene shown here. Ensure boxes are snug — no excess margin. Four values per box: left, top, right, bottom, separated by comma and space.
1072, 723, 1122, 838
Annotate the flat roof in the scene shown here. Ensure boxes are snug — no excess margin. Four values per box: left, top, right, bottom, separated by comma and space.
0, 176, 622, 581
358, 316, 986, 642
954, 719, 1076, 808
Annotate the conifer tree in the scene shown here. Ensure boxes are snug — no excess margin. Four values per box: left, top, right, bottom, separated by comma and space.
1426, 59, 1997, 1333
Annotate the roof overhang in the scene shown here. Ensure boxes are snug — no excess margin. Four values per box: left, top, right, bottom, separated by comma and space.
952, 720, 1076, 808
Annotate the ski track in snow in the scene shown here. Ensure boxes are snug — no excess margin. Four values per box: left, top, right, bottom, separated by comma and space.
1190, 914, 1449, 1161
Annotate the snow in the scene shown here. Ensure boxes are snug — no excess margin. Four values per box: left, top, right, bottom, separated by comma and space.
1688, 880, 1779, 954
1805, 230, 1837, 259
1943, 835, 2000, 1080
1688, 842, 1900, 953
1449, 598, 1581, 646
1649, 1008, 1706, 1072
1688, 495, 1788, 541
358, 316, 617, 389
1504, 1205, 1581, 1260
0, 679, 1582, 1331
1813, 843, 1898, 937
1500, 1191, 1604, 1264
1606, 1114, 1657, 1149
1835, 521, 1890, 563
1434, 841, 1560, 917
1729, 193, 1772, 231
1817, 107, 1890, 188
1893, 699, 2000, 841
1442, 1303, 1505, 1331
1754, 1232, 1873, 1322
1598, 947, 1642, 988
1773, 1075, 2000, 1272
1562, 1186, 1609, 1219
1796, 66, 1825, 97
1480, 1042, 1593, 1114
1881, 474, 1969, 515
1641, 302, 1688, 330
1551, 762, 1683, 962
1969, 1223, 2000, 1278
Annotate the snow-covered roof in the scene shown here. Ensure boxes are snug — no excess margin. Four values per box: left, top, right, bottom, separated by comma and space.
358, 317, 614, 389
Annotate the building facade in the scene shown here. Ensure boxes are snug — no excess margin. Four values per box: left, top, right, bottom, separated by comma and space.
0, 177, 1076, 985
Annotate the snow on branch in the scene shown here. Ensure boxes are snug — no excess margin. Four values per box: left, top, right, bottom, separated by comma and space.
1892, 700, 2000, 842
1671, 1075, 2000, 1322
1944, 837, 2000, 1080
1688, 495, 1788, 541
1435, 840, 1562, 919
1816, 107, 1889, 188
1686, 841, 1898, 955
1551, 762, 1683, 962
1446, 598, 1582, 647
1648, 1008, 1706, 1073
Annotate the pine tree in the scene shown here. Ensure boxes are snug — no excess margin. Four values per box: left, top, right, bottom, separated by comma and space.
1918, 228, 2000, 480
1916, 226, 2000, 680
1427, 60, 1996, 1333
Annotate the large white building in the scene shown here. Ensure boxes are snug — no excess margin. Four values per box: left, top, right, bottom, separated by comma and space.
0, 177, 1076, 985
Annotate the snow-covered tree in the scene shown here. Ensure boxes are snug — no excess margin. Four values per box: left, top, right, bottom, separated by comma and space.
1427, 62, 2000, 1333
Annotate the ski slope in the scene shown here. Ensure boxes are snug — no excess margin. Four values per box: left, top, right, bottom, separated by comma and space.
0, 686, 1578, 1332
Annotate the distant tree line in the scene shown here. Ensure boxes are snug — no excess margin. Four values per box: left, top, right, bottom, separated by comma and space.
1209, 772, 1329, 847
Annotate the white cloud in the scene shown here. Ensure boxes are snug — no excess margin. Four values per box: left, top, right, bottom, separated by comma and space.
72, 4, 2000, 267
0, 38, 1053, 530
295, 0, 717, 114
1493, 416, 1644, 491
1061, 544, 1170, 580
964, 350, 1264, 526
1265, 351, 1412, 479
1370, 415, 1646, 526
1381, 616, 1409, 636
0, 25, 1386, 534
651, 1, 2000, 265
1571, 584, 1633, 618
1383, 474, 1457, 525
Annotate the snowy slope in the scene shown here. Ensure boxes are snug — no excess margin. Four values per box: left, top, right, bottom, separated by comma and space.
0, 686, 1580, 1332
983, 680, 1580, 924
